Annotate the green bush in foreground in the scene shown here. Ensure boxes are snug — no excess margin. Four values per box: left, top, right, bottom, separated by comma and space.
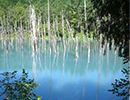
108, 66, 130, 100
0, 69, 41, 100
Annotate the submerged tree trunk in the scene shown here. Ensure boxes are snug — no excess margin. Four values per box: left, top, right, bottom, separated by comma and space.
52, 18, 56, 53
30, 5, 37, 53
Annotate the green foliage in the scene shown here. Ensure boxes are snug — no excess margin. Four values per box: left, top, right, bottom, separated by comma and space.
90, 0, 129, 63
108, 66, 130, 100
23, 32, 31, 39
0, 69, 39, 100
0, 0, 128, 62
76, 32, 85, 42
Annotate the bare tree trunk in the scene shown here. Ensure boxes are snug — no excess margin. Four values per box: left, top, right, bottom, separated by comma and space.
53, 19, 56, 37
6, 16, 9, 34
65, 18, 72, 34
47, 0, 52, 55
48, 0, 51, 41
61, 10, 66, 75
20, 20, 23, 42
84, 0, 87, 21
41, 16, 44, 38
62, 11, 65, 39
52, 19, 56, 53
3, 16, 6, 34
30, 5, 37, 53
37, 16, 40, 39
0, 17, 2, 39
43, 20, 46, 36
55, 16, 59, 38
84, 0, 87, 35
14, 21, 17, 33
0, 17, 4, 34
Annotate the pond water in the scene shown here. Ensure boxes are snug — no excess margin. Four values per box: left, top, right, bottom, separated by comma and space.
0, 39, 125, 100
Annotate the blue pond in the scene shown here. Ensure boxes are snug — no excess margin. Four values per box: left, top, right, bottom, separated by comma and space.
0, 39, 126, 100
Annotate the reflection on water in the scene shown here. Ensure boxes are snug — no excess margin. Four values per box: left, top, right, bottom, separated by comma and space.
0, 39, 126, 100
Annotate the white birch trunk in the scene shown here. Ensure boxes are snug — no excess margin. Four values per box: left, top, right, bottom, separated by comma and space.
62, 11, 65, 39
44, 20, 46, 36
55, 16, 59, 38
84, 0, 87, 22
48, 0, 51, 41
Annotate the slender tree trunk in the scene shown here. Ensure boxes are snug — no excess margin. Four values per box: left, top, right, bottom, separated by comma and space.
62, 11, 64, 39
3, 16, 6, 34
37, 16, 40, 39
0, 17, 2, 39
20, 20, 23, 41
14, 21, 17, 33
84, 0, 87, 22
43, 20, 46, 36
6, 16, 9, 34
65, 18, 72, 34
84, 0, 87, 35
52, 20, 55, 35
0, 17, 4, 34
47, 0, 51, 41
30, 5, 37, 53
27, 20, 30, 33
55, 16, 59, 38
52, 19, 56, 53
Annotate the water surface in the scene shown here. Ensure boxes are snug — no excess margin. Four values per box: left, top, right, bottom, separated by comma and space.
0, 39, 125, 100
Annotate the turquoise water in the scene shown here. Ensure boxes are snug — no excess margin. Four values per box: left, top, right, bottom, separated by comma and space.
0, 39, 125, 100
